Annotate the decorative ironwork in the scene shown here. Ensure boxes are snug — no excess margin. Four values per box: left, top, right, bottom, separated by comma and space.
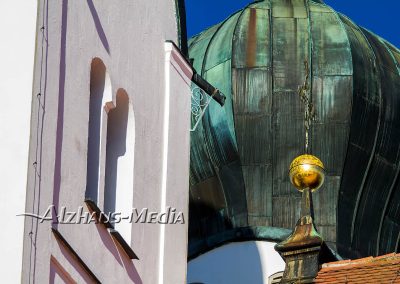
190, 86, 216, 131
298, 60, 316, 153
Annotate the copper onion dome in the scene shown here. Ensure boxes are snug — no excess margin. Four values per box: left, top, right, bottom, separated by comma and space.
188, 0, 400, 260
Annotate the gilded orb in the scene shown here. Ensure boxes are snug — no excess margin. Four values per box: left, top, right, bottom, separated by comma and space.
289, 154, 325, 192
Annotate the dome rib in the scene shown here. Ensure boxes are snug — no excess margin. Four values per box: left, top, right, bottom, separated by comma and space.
346, 25, 400, 257
336, 14, 384, 258
374, 37, 400, 256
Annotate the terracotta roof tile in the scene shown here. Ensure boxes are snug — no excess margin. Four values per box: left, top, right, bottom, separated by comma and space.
315, 253, 400, 283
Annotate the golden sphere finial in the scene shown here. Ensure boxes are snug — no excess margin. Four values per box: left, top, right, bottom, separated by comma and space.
289, 154, 325, 192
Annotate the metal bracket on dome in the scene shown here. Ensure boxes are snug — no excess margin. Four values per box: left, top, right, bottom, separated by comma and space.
190, 73, 225, 132
190, 85, 215, 131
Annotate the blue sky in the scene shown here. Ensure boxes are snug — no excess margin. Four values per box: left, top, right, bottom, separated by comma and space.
185, 0, 400, 48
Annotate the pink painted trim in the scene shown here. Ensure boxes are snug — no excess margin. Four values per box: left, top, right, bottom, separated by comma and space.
49, 255, 77, 284
165, 42, 193, 85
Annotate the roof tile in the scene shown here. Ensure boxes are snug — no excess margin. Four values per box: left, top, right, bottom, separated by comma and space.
315, 253, 400, 283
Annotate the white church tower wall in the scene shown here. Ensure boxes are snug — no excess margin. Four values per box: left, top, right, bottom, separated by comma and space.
19, 1, 192, 283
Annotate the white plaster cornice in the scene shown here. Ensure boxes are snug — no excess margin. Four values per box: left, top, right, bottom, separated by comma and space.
164, 42, 193, 85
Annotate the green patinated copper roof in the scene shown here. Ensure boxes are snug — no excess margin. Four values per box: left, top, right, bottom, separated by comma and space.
188, 0, 400, 259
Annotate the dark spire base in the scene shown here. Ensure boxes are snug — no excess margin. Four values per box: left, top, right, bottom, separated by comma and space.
278, 245, 321, 283
275, 216, 323, 283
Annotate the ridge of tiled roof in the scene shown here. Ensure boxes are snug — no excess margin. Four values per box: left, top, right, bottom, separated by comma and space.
315, 253, 400, 283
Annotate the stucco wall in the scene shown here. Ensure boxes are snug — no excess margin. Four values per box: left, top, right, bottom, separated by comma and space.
22, 1, 191, 283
